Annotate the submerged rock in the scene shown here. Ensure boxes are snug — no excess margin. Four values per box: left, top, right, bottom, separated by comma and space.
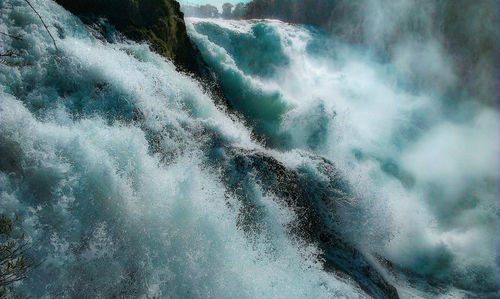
220, 148, 400, 299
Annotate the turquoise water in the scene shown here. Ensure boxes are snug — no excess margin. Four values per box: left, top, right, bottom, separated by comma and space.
0, 1, 497, 298
187, 18, 498, 297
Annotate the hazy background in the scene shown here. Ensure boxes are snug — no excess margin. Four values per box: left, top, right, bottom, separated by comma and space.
179, 0, 249, 9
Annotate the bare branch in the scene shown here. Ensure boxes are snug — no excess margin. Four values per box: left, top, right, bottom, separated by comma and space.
23, 0, 58, 51
0, 32, 23, 40
0, 216, 35, 291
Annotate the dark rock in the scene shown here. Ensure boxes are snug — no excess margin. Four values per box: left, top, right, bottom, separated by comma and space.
220, 148, 400, 299
55, 0, 199, 73
55, 0, 235, 114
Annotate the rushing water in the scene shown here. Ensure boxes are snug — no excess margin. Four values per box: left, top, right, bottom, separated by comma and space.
186, 17, 499, 297
0, 1, 497, 298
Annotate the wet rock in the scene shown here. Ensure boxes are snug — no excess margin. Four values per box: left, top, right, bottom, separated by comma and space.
55, 0, 199, 73
221, 148, 400, 299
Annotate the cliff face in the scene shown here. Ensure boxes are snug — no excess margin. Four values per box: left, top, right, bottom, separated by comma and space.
55, 0, 199, 73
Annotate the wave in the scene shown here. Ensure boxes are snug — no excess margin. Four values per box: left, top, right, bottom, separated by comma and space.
187, 17, 498, 297
0, 0, 497, 298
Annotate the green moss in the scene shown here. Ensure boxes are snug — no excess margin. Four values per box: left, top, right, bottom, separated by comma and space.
56, 0, 198, 72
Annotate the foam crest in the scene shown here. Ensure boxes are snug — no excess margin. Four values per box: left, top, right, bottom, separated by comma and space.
187, 17, 498, 296
0, 1, 371, 297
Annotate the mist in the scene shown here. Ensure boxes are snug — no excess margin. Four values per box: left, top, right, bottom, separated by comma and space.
0, 0, 497, 297
186, 0, 498, 296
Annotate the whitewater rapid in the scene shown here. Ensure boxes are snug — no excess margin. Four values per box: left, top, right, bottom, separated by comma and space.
186, 18, 498, 297
0, 1, 371, 298
0, 0, 497, 298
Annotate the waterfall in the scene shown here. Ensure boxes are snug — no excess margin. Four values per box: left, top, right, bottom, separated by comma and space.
0, 1, 497, 298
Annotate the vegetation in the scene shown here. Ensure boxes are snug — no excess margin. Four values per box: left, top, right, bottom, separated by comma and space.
222, 3, 233, 19
244, 0, 335, 27
231, 3, 246, 19
0, 216, 33, 297
55, 0, 199, 72
181, 2, 247, 20
180, 4, 219, 18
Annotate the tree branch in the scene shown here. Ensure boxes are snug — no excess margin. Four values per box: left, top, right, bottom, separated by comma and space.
23, 0, 58, 51
0, 51, 18, 58
0, 32, 23, 41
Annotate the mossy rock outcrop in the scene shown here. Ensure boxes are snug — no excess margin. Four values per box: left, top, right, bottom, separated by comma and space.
55, 0, 199, 72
